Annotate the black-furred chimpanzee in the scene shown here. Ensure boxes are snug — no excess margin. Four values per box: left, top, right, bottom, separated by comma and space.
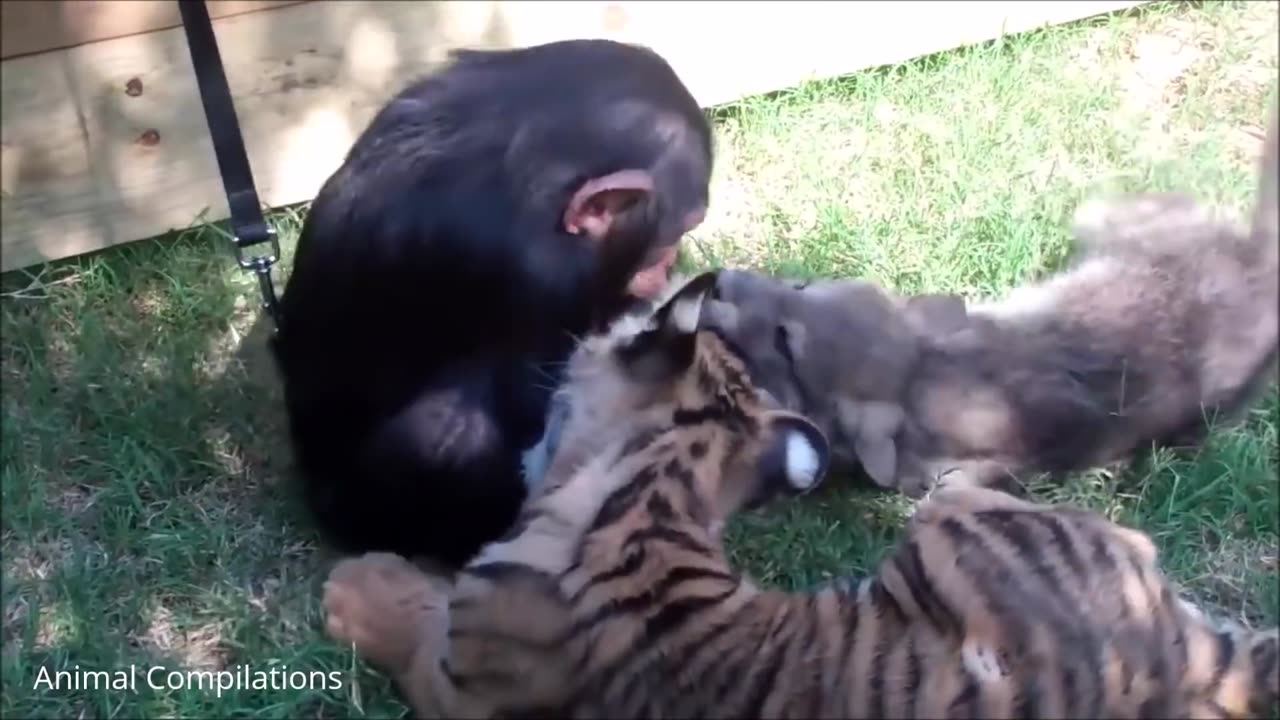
270, 39, 714, 569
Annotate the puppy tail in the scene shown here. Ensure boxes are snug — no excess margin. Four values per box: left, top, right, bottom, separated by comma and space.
1069, 93, 1277, 268
1248, 97, 1278, 274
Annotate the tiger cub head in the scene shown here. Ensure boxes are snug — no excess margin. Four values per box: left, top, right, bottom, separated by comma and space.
530, 270, 832, 530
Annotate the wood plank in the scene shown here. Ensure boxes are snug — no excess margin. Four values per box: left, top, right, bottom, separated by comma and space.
0, 0, 1145, 272
0, 1, 308, 61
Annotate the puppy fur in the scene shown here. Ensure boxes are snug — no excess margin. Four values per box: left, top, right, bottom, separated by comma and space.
701, 105, 1279, 497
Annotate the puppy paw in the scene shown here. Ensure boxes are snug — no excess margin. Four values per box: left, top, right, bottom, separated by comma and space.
323, 552, 449, 672
896, 471, 935, 500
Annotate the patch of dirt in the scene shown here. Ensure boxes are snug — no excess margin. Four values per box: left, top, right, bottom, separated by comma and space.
128, 289, 167, 320
43, 329, 80, 389
130, 604, 230, 671
1114, 3, 1279, 152
3, 538, 73, 584
56, 484, 98, 516
1183, 536, 1278, 627
202, 425, 255, 483
1120, 31, 1203, 115
2, 538, 76, 656
194, 294, 261, 384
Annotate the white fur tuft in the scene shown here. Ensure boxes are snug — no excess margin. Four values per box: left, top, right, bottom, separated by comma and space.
597, 272, 694, 346
961, 640, 1008, 681
784, 431, 821, 490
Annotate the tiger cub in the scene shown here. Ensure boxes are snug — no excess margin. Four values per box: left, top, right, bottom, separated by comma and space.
323, 271, 1280, 719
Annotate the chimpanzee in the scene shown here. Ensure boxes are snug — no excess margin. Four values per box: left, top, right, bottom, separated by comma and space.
270, 39, 714, 569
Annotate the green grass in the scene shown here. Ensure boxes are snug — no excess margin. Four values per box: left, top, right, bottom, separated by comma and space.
3, 1, 1277, 716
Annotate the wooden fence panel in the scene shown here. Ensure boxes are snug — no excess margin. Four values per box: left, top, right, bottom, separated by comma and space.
0, 1, 1143, 272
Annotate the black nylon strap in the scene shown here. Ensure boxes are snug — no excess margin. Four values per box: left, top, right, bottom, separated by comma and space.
177, 0, 283, 328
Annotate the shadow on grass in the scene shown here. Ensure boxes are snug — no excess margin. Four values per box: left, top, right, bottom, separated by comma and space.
1, 213, 410, 718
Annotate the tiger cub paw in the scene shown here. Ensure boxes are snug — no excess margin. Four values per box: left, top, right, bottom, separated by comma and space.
323, 552, 449, 673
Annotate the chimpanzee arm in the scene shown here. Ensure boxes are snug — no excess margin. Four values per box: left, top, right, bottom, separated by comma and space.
367, 371, 512, 473
331, 369, 525, 569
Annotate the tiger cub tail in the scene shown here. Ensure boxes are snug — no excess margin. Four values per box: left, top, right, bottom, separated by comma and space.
1178, 601, 1279, 719
876, 485, 1279, 719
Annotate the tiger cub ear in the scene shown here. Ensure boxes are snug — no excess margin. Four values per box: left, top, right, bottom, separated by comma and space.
758, 412, 830, 495
615, 271, 718, 382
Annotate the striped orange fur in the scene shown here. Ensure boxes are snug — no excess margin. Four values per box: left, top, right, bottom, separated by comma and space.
324, 272, 1279, 719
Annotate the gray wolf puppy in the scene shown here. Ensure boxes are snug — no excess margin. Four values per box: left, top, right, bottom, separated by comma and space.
701, 107, 1279, 497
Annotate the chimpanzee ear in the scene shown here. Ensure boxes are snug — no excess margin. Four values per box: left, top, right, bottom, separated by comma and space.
564, 169, 656, 240
615, 271, 718, 381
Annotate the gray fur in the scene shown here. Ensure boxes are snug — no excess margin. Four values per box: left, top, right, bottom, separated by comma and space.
701, 106, 1279, 497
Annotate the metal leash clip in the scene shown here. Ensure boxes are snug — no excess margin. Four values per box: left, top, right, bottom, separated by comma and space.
231, 218, 284, 330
